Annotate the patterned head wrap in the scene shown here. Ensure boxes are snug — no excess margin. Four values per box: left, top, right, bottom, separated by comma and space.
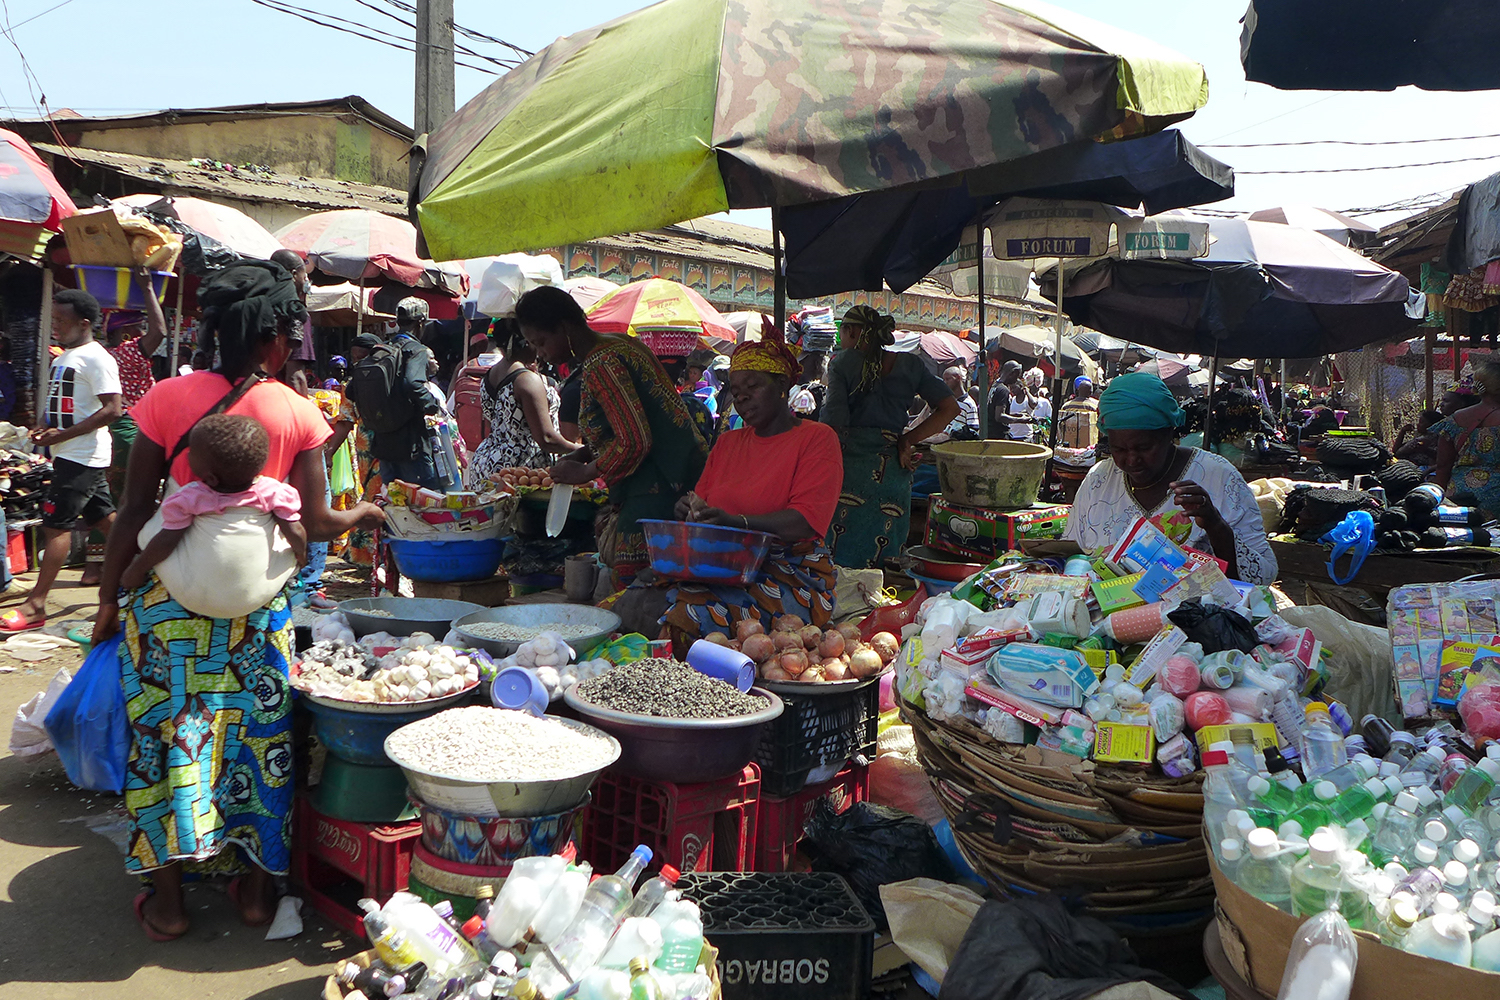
1098, 371, 1186, 432
1024, 367, 1045, 389
730, 338, 799, 381
841, 305, 897, 394
105, 310, 146, 333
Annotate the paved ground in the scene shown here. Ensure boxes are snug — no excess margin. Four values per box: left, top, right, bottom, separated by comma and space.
0, 566, 363, 1000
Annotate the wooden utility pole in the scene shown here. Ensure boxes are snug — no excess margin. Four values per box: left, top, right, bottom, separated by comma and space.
414, 0, 455, 173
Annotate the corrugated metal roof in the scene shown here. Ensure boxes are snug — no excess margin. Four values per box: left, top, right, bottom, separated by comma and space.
33, 142, 408, 216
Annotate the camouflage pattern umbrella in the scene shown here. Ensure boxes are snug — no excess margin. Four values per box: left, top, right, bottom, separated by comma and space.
413, 0, 1210, 261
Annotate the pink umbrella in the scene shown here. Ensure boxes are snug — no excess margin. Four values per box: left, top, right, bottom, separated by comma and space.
274, 209, 465, 296
0, 128, 74, 261
918, 330, 977, 367
113, 194, 283, 259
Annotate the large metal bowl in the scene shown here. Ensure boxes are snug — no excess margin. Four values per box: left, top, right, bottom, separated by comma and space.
384, 713, 621, 818
299, 687, 475, 766
339, 597, 487, 639
452, 604, 621, 658
562, 686, 784, 784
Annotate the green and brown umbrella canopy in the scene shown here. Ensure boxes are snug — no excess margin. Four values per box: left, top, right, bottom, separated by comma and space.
414, 0, 1210, 260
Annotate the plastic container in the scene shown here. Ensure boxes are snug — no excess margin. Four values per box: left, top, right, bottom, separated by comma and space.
529, 846, 654, 997
411, 791, 586, 868
490, 666, 549, 717
581, 764, 760, 876
685, 639, 755, 692
1277, 909, 1356, 1000
387, 537, 504, 582
676, 871, 875, 1000
1240, 827, 1293, 912
753, 677, 880, 797
930, 439, 1051, 509
314, 755, 418, 823
563, 686, 783, 784
69, 265, 170, 307
1291, 832, 1370, 929
638, 519, 775, 585
1301, 703, 1348, 778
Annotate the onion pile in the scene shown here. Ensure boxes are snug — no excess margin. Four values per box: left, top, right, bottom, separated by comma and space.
709, 617, 899, 684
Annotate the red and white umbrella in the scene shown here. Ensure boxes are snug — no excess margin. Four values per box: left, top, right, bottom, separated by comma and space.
918, 330, 978, 367
274, 209, 466, 296
113, 193, 283, 259
0, 128, 74, 261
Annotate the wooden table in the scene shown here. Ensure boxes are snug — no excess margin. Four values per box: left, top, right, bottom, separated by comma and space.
1270, 539, 1500, 625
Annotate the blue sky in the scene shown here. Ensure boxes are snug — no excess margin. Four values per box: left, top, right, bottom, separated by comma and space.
2, 0, 1498, 228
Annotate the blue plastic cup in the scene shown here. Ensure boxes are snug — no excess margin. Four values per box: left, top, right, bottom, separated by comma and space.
490, 666, 549, 717
685, 639, 755, 692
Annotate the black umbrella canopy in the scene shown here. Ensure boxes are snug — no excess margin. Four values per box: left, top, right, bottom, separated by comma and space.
1041, 218, 1417, 358
1241, 0, 1500, 91
780, 130, 1233, 298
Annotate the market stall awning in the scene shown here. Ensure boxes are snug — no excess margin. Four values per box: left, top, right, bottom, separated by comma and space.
112, 193, 284, 260
0, 128, 74, 262
997, 324, 1099, 379
586, 277, 737, 354
306, 281, 393, 327
1241, 0, 1500, 91
1044, 216, 1417, 358
1245, 205, 1378, 248
918, 331, 978, 368
413, 0, 1211, 261
1444, 170, 1500, 274
275, 209, 466, 295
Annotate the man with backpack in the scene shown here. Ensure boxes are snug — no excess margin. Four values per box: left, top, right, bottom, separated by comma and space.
345, 298, 449, 489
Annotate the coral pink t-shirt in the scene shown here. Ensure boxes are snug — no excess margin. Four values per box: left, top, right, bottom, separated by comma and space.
159, 477, 303, 530
696, 420, 843, 538
132, 372, 331, 487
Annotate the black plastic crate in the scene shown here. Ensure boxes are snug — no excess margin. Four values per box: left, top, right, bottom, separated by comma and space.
677, 872, 875, 1000
753, 678, 879, 797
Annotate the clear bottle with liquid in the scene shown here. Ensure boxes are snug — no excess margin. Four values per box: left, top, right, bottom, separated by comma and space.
1301, 703, 1348, 779
1441, 860, 1473, 906
1202, 747, 1248, 843
1404, 912, 1474, 965
1405, 838, 1441, 871
1239, 828, 1294, 912
361, 899, 424, 972
1383, 730, 1419, 766
530, 846, 653, 997
1286, 782, 1338, 833
1445, 757, 1500, 814
1392, 869, 1444, 912
626, 865, 680, 919
1246, 775, 1295, 826
652, 899, 704, 974
1291, 831, 1370, 929
1217, 838, 1244, 881
627, 957, 659, 1000
1329, 776, 1402, 825
1380, 897, 1419, 949
1398, 744, 1448, 789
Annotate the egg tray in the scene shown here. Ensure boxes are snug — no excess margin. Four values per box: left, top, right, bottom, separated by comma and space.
676, 872, 874, 1000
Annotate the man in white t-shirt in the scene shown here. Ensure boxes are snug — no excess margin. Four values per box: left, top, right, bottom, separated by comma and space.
4, 289, 122, 631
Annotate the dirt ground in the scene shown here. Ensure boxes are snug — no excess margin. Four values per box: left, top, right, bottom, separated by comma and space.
0, 565, 363, 1000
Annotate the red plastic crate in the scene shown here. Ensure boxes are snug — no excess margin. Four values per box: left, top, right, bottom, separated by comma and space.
582, 764, 760, 875
290, 794, 422, 938
754, 764, 870, 873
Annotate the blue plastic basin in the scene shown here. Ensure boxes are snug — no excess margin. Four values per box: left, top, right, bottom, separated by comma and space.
387, 537, 504, 582
301, 696, 456, 766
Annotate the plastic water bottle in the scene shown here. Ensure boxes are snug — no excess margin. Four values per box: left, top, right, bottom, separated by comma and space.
1441, 860, 1473, 905
1301, 704, 1348, 779
487, 852, 575, 949
1438, 754, 1472, 793
1404, 912, 1473, 965
1369, 791, 1423, 865
1286, 782, 1337, 833
1247, 775, 1296, 826
531, 846, 653, 996
1380, 896, 1419, 948
360, 899, 424, 971
653, 899, 704, 974
1219, 838, 1244, 882
1329, 776, 1403, 824
1468, 893, 1496, 937
1202, 747, 1248, 843
1276, 909, 1356, 1000
1291, 831, 1370, 929
626, 865, 680, 919
1394, 867, 1445, 912
1445, 757, 1500, 814
381, 892, 484, 979
627, 957, 660, 1000
1382, 730, 1419, 766
1240, 828, 1294, 912
1399, 744, 1448, 789
1360, 714, 1396, 758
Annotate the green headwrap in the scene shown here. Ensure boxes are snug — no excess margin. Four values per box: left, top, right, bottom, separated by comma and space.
1097, 372, 1186, 432
841, 305, 897, 394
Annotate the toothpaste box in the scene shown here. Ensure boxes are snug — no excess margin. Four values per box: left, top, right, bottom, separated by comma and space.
1105, 517, 1190, 576
1124, 626, 1188, 688
1091, 573, 1146, 614
965, 679, 1064, 726
1092, 722, 1155, 765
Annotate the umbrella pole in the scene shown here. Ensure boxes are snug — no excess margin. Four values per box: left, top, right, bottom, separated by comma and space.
169, 272, 184, 378
1425, 329, 1435, 410
772, 206, 786, 333
1044, 259, 1066, 487
1205, 347, 1221, 453
976, 212, 988, 439
35, 267, 52, 426
356, 276, 366, 338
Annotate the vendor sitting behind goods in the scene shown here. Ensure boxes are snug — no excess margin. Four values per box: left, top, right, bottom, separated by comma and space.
663, 337, 843, 648
1063, 371, 1277, 585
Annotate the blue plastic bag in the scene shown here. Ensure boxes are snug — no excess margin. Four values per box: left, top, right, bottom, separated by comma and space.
43, 633, 129, 793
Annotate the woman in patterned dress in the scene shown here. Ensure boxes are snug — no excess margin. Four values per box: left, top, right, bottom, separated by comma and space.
92, 262, 383, 940
466, 318, 575, 488
516, 287, 707, 586
1433, 361, 1500, 522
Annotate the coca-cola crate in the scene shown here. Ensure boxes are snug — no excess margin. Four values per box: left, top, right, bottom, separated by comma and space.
291, 794, 421, 938
676, 871, 874, 1000
754, 764, 869, 873
582, 764, 759, 874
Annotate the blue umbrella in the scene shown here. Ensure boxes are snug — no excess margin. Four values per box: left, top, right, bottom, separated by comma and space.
780, 130, 1233, 298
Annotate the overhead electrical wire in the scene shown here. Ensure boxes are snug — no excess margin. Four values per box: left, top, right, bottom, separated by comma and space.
1204, 131, 1500, 149
1238, 152, 1500, 175
244, 0, 505, 74
345, 0, 523, 69
372, 0, 533, 60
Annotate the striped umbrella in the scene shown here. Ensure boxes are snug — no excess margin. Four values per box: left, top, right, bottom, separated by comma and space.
587, 278, 737, 356
274, 209, 466, 296
0, 128, 74, 262
414, 0, 1210, 260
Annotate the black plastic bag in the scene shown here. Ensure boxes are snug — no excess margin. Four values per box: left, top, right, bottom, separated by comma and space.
802, 800, 954, 929
1166, 598, 1258, 654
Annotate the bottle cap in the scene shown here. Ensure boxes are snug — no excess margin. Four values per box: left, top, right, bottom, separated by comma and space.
1304, 702, 1328, 721
1413, 839, 1439, 864
1201, 749, 1230, 767
1369, 872, 1395, 899
468, 982, 493, 1000
1412, 785, 1439, 808
660, 864, 681, 883
1434, 892, 1460, 915
1279, 819, 1304, 839
475, 884, 495, 901
1392, 791, 1419, 812
461, 915, 485, 941
1391, 898, 1420, 928
433, 900, 454, 918
1247, 827, 1280, 859
1425, 744, 1447, 762
1476, 889, 1498, 910
1442, 804, 1470, 827
512, 978, 538, 1000
1378, 760, 1401, 778
559, 842, 577, 863
1371, 802, 1389, 823
1383, 861, 1409, 880
1307, 831, 1340, 866
629, 957, 651, 975
1424, 819, 1450, 843
1353, 756, 1379, 779
336, 963, 360, 986
1480, 757, 1500, 780
1220, 838, 1243, 862
1314, 781, 1337, 802
383, 977, 408, 999
1443, 860, 1470, 886
1361, 776, 1388, 798
1247, 775, 1271, 796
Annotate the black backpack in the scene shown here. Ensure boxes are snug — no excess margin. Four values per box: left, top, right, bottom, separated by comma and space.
347, 341, 417, 435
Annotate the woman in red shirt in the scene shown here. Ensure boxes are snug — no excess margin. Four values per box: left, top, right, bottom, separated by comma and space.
665, 337, 843, 645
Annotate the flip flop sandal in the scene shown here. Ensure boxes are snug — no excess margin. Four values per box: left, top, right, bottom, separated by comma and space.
0, 610, 44, 633
133, 889, 184, 942
227, 876, 275, 927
